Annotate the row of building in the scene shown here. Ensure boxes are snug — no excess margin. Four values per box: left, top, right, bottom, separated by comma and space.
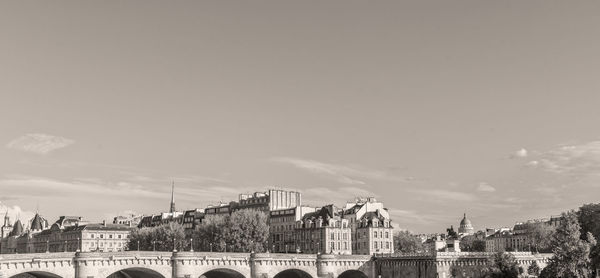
132, 186, 394, 255
1, 213, 131, 254
424, 213, 562, 253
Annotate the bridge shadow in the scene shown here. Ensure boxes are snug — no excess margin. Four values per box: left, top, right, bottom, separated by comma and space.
200, 268, 246, 278
9, 272, 62, 278
273, 269, 313, 278
337, 270, 368, 278
106, 267, 165, 278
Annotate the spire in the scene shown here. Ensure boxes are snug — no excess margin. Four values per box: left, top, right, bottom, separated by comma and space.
169, 181, 176, 213
3, 211, 9, 226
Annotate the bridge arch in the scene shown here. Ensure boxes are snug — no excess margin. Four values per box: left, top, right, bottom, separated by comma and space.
273, 269, 313, 278
337, 270, 369, 278
200, 268, 247, 278
9, 271, 63, 278
105, 267, 166, 278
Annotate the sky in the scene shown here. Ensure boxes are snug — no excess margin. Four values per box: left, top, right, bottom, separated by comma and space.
1, 0, 600, 233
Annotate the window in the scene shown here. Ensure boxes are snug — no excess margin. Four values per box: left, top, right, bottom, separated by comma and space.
374, 231, 377, 238
386, 242, 390, 249
100, 234, 104, 239
91, 234, 95, 239
385, 232, 389, 238
109, 235, 113, 239
331, 242, 335, 250
374, 242, 378, 249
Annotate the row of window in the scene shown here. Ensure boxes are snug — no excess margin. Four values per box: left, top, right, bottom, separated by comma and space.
89, 233, 128, 239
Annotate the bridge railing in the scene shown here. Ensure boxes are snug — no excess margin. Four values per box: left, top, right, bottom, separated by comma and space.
0, 252, 76, 260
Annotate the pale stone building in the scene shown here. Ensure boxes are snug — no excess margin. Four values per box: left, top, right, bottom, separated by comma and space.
354, 211, 394, 255
235, 189, 302, 213
0, 213, 132, 254
269, 206, 316, 253
294, 205, 352, 255
342, 197, 394, 255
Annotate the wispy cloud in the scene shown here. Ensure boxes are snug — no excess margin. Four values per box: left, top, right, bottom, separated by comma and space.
511, 148, 528, 158
409, 189, 475, 202
6, 133, 74, 154
271, 157, 410, 185
477, 182, 496, 192
527, 141, 600, 175
0, 202, 35, 225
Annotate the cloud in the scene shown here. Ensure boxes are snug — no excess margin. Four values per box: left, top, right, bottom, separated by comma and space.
6, 133, 74, 154
409, 189, 475, 202
528, 141, 600, 175
511, 148, 528, 158
0, 202, 35, 226
271, 157, 410, 185
477, 182, 496, 192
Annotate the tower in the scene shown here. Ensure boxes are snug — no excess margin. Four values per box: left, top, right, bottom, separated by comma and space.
1, 211, 12, 238
169, 181, 176, 213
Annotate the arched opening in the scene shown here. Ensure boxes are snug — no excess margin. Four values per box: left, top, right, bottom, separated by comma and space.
273, 269, 313, 278
337, 270, 368, 278
10, 272, 62, 278
106, 267, 166, 278
200, 269, 246, 278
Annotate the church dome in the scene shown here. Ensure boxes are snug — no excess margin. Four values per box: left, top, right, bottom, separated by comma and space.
460, 216, 472, 227
458, 213, 474, 235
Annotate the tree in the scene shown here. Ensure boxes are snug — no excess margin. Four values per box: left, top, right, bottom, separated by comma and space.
578, 203, 600, 275
193, 210, 270, 252
525, 223, 555, 253
527, 261, 541, 277
225, 209, 270, 252
460, 235, 486, 252
540, 211, 596, 278
483, 252, 521, 278
128, 222, 186, 251
578, 203, 600, 240
393, 230, 426, 254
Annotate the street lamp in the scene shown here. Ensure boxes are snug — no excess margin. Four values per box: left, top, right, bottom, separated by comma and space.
190, 238, 194, 252
64, 240, 67, 252
224, 243, 227, 253
153, 240, 156, 251
46, 240, 49, 253
77, 237, 80, 252
285, 244, 288, 254
210, 243, 213, 252
137, 240, 140, 251
173, 236, 177, 252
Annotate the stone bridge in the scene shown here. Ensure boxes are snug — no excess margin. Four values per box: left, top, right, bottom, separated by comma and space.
0, 251, 374, 278
0, 251, 552, 278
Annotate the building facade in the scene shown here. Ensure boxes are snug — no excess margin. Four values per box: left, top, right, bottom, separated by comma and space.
0, 213, 132, 254
294, 205, 352, 255
269, 206, 316, 253
235, 189, 302, 212
354, 211, 394, 255
342, 197, 394, 255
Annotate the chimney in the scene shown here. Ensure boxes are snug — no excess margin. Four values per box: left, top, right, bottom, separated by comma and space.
102, 220, 106, 227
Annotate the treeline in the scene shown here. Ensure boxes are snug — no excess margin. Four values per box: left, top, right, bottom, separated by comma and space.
128, 209, 269, 252
394, 203, 600, 277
